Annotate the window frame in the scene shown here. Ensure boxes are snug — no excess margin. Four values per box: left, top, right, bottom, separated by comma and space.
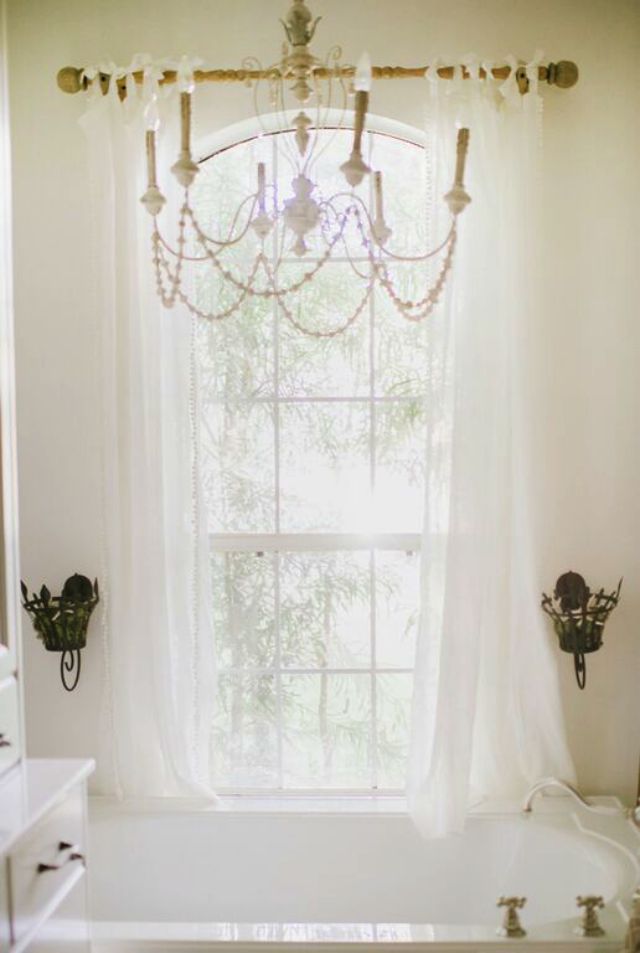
201, 120, 427, 796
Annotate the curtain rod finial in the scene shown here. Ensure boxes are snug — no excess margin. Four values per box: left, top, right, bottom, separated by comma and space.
547, 61, 579, 89
57, 66, 84, 94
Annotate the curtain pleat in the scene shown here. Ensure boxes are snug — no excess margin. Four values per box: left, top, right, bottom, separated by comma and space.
408, 62, 575, 836
81, 85, 217, 799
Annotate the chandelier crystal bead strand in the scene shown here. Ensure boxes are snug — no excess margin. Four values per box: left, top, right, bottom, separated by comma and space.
141, 0, 471, 336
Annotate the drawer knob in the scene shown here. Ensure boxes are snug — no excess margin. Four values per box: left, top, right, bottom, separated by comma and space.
0, 732, 11, 748
37, 842, 85, 873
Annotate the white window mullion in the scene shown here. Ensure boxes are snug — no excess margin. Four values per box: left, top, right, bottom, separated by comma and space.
221, 666, 413, 677
210, 394, 421, 406
209, 532, 422, 553
272, 136, 285, 790
367, 130, 379, 791
274, 551, 284, 788
370, 549, 378, 790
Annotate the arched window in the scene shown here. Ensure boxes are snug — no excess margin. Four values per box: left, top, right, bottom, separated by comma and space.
194, 124, 431, 793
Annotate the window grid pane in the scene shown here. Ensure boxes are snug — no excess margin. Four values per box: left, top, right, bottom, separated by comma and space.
201, 129, 426, 792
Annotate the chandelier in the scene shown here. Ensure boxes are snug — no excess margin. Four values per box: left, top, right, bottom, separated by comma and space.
140, 0, 471, 337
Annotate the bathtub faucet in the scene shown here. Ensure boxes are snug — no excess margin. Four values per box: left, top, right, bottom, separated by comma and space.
522, 777, 622, 815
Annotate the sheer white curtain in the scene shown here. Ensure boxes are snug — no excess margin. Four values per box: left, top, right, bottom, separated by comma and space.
408, 61, 575, 836
81, 81, 216, 798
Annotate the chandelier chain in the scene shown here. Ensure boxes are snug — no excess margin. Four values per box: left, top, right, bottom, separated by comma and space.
151, 196, 458, 334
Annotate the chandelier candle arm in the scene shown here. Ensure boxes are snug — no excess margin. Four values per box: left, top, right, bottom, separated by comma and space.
171, 91, 199, 189
146, 130, 158, 188
454, 127, 470, 188
374, 172, 384, 220
257, 162, 266, 211
373, 171, 392, 245
340, 89, 371, 187
251, 161, 273, 239
180, 91, 191, 154
352, 91, 368, 156
140, 129, 166, 216
444, 127, 472, 217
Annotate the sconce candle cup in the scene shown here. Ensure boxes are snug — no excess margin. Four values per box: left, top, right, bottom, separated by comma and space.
20, 574, 99, 691
541, 571, 621, 689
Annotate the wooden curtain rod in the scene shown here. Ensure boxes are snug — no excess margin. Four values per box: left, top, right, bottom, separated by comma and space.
57, 60, 579, 99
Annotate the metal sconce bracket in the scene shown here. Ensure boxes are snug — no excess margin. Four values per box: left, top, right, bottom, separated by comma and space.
21, 574, 99, 692
541, 571, 622, 689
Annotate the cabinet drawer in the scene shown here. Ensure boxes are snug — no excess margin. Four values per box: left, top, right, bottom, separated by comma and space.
9, 784, 85, 949
20, 872, 90, 953
0, 675, 20, 778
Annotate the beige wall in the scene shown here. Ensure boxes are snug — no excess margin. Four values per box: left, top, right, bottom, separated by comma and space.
7, 0, 640, 800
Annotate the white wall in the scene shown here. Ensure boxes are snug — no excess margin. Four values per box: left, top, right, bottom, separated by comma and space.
6, 0, 640, 800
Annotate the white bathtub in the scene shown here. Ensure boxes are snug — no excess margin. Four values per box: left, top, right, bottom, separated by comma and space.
88, 796, 640, 953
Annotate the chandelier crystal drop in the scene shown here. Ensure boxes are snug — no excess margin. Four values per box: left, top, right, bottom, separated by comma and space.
141, 0, 471, 337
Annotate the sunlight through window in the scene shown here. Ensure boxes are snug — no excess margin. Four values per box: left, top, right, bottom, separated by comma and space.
194, 127, 429, 792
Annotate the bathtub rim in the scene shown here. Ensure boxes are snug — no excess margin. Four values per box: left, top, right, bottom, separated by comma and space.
89, 923, 637, 953
87, 792, 630, 818
87, 795, 640, 952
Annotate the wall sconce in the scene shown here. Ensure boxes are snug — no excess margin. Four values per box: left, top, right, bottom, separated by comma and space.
541, 571, 622, 689
20, 574, 99, 691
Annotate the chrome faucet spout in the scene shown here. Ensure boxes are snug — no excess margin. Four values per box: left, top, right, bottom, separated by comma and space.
522, 777, 621, 815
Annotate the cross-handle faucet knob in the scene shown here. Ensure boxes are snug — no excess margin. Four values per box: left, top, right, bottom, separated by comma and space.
497, 897, 527, 938
575, 896, 605, 937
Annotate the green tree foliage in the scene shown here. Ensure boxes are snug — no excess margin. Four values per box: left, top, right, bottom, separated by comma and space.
193, 130, 430, 790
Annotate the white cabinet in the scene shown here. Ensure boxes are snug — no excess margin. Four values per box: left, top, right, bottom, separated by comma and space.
10, 785, 85, 949
19, 875, 90, 953
0, 761, 94, 952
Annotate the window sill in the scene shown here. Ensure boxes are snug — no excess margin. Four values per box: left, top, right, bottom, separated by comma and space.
216, 794, 408, 815
89, 793, 409, 817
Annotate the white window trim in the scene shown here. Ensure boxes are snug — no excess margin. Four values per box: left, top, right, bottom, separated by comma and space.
204, 126, 426, 795
210, 533, 420, 553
